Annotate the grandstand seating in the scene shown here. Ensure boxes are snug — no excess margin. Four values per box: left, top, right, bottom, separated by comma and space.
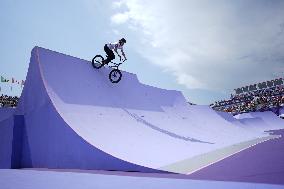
211, 79, 284, 116
0, 94, 19, 108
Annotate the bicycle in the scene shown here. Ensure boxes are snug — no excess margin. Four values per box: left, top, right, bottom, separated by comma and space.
91, 55, 126, 83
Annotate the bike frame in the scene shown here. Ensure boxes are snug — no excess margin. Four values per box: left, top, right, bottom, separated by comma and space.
105, 54, 126, 69
108, 61, 122, 70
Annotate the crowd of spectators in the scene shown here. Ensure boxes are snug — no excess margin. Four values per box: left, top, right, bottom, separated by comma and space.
0, 94, 19, 108
211, 85, 284, 115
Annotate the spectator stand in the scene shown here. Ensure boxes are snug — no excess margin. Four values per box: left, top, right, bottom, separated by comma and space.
211, 78, 284, 116
0, 94, 19, 108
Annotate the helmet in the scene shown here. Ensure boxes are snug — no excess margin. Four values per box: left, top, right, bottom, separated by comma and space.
120, 38, 126, 43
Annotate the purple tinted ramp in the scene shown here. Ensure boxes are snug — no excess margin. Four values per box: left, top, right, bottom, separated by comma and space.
17, 47, 160, 172
0, 108, 15, 121
34, 47, 263, 169
0, 108, 23, 168
0, 116, 14, 168
38, 47, 182, 111
12, 46, 282, 173
249, 112, 284, 130
216, 111, 237, 122
0, 108, 19, 168
280, 107, 284, 115
188, 129, 284, 185
234, 112, 284, 132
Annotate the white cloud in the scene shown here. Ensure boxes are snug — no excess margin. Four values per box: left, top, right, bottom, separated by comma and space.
112, 1, 124, 9
112, 29, 121, 36
111, 12, 129, 24
111, 0, 284, 90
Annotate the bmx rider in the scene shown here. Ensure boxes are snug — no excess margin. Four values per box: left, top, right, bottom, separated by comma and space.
103, 38, 127, 65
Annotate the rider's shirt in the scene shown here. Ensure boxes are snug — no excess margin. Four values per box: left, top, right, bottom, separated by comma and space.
107, 42, 123, 51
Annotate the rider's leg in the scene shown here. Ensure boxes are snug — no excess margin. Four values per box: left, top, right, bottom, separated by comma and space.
104, 45, 115, 64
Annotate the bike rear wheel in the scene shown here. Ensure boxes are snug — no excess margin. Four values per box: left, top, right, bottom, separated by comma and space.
92, 55, 104, 69
109, 69, 122, 83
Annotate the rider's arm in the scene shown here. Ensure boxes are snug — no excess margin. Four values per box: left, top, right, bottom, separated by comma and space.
114, 47, 121, 60
121, 49, 127, 61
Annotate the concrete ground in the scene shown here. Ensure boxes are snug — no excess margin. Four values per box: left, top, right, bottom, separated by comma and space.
0, 169, 283, 189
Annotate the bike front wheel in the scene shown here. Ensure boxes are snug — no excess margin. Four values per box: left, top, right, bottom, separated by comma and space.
92, 55, 104, 69
109, 69, 122, 83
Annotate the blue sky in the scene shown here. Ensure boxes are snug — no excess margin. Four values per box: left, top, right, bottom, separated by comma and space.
1, 0, 284, 104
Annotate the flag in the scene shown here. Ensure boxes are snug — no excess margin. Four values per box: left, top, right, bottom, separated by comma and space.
1, 76, 6, 82
1, 76, 9, 82
12, 78, 15, 83
21, 80, 25, 88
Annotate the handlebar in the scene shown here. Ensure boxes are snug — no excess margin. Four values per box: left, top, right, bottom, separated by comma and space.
109, 59, 126, 69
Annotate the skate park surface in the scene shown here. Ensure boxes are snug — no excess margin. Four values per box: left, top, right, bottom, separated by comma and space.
0, 47, 283, 188
1, 169, 283, 189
